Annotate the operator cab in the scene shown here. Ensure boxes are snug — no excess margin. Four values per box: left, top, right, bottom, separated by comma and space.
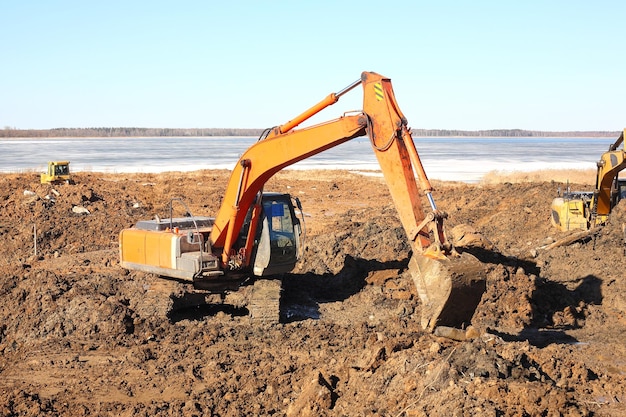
248, 193, 302, 277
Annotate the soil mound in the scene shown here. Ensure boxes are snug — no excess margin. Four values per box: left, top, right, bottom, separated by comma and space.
1, 171, 625, 416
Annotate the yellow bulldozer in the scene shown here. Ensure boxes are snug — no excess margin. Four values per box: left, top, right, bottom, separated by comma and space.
551, 129, 626, 231
40, 161, 71, 184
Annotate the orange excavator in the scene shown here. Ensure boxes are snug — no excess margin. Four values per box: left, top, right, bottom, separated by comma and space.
119, 72, 486, 331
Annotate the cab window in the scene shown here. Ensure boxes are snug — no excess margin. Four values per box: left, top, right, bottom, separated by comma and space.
263, 201, 295, 248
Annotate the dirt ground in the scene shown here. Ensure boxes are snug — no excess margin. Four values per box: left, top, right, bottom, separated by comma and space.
1, 169, 625, 416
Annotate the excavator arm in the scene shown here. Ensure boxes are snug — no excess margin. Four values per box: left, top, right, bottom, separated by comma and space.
210, 72, 486, 331
593, 129, 626, 225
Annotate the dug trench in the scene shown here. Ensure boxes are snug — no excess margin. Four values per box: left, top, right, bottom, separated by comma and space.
1, 170, 625, 416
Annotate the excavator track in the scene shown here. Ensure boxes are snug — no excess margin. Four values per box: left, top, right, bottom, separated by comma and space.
132, 275, 224, 321
248, 279, 282, 324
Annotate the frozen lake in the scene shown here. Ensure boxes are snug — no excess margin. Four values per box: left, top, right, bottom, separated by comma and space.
0, 136, 613, 182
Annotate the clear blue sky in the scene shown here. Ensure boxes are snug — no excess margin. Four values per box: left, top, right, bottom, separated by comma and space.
2, 1, 624, 131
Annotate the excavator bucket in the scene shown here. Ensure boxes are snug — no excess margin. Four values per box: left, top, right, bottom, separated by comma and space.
409, 251, 487, 332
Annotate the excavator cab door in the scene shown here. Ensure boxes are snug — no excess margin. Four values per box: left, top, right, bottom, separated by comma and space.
612, 178, 626, 207
252, 193, 301, 276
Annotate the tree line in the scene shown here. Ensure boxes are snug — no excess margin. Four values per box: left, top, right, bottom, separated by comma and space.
0, 127, 264, 138
0, 126, 620, 138
410, 129, 620, 138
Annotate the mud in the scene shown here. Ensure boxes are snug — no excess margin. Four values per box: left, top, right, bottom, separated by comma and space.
1, 170, 625, 416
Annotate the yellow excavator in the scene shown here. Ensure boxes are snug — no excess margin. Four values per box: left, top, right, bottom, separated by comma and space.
551, 129, 626, 231
119, 72, 487, 332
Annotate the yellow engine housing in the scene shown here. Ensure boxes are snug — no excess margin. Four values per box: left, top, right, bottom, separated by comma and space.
550, 197, 590, 232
